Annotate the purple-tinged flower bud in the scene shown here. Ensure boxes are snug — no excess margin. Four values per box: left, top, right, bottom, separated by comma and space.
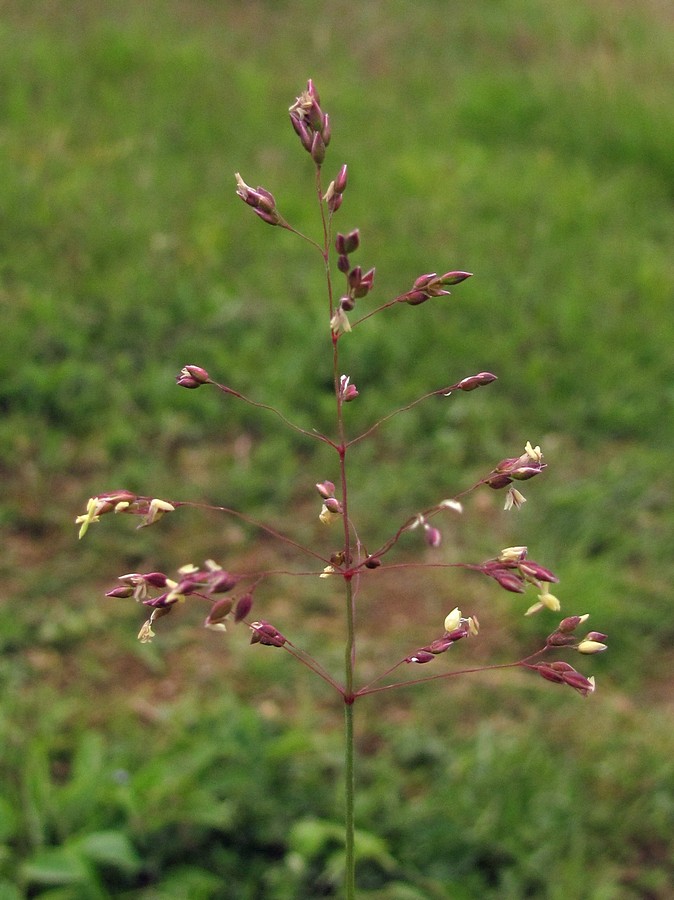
311, 132, 326, 166
173, 576, 201, 596
535, 662, 596, 696
437, 271, 473, 286
250, 620, 286, 647
364, 556, 381, 569
209, 572, 238, 594
488, 567, 526, 593
519, 561, 559, 584
489, 442, 546, 488
234, 593, 253, 623
327, 192, 343, 214
334, 164, 347, 194
306, 100, 323, 133
426, 636, 455, 655
536, 663, 567, 685
340, 295, 355, 311
563, 671, 596, 696
485, 473, 513, 490
289, 111, 313, 151
205, 597, 234, 628
546, 632, 577, 647
324, 497, 342, 514
253, 208, 282, 226
585, 631, 607, 642
355, 267, 375, 298
424, 525, 442, 548
551, 661, 576, 673
316, 481, 336, 499
142, 592, 174, 608
558, 614, 589, 633
143, 572, 170, 588
348, 266, 362, 292
510, 466, 545, 482
321, 113, 331, 146
235, 174, 282, 226
413, 273, 437, 289
344, 229, 360, 254
405, 650, 436, 664
445, 622, 470, 644
403, 290, 430, 306
337, 254, 350, 273
176, 365, 210, 389
456, 372, 498, 392
106, 586, 135, 599
250, 186, 276, 214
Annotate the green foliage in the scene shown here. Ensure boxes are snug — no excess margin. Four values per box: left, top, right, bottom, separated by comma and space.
1, 0, 673, 896
2, 676, 673, 897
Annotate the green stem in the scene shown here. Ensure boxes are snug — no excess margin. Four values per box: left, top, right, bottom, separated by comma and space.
340, 405, 357, 897
344, 690, 356, 899
319, 157, 356, 897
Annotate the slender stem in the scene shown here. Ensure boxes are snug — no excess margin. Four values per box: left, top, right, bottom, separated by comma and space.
315, 157, 357, 896
337, 330, 358, 899
280, 221, 325, 255
344, 692, 356, 900
211, 382, 337, 448
358, 659, 525, 697
350, 295, 402, 326
347, 387, 447, 447
280, 640, 346, 693
178, 500, 333, 565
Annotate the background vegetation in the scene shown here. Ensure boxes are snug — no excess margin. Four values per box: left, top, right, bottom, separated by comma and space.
1, 0, 673, 896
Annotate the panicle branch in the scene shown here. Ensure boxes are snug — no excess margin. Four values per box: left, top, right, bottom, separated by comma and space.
80, 79, 606, 708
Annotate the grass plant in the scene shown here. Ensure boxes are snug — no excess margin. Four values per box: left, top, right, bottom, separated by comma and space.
1, 1, 673, 896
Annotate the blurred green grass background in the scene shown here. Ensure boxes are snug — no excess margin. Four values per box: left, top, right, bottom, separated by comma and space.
1, 0, 673, 896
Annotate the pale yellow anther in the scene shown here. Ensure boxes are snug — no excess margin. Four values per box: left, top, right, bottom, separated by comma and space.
525, 441, 543, 461
537, 585, 561, 612
319, 504, 341, 526
76, 497, 101, 539
140, 498, 176, 528
499, 546, 528, 563
443, 607, 462, 633
525, 601, 544, 616
504, 487, 527, 511
137, 619, 155, 643
577, 639, 607, 654
329, 308, 351, 335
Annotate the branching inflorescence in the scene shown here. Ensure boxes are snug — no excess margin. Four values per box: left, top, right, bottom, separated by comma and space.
77, 80, 606, 896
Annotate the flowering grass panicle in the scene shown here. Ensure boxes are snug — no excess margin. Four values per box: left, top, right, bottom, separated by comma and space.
77, 80, 606, 898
